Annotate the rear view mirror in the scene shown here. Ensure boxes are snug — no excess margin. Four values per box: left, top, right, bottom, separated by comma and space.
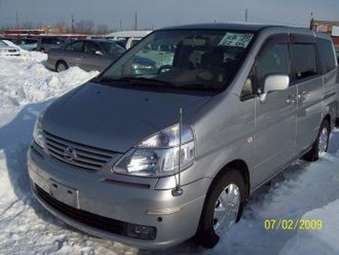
259, 74, 290, 103
95, 50, 104, 56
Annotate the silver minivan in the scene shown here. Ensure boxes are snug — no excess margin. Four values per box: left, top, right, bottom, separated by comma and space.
28, 23, 338, 249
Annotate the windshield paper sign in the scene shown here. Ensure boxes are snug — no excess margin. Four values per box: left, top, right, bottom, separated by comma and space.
219, 33, 254, 48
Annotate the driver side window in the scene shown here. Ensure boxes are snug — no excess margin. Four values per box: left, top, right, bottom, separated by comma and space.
241, 39, 290, 100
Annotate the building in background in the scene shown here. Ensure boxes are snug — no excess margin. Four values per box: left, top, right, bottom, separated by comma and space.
311, 19, 339, 56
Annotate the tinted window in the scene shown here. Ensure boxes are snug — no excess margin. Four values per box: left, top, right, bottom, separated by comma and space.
65, 41, 83, 52
42, 38, 63, 44
317, 38, 336, 73
101, 42, 125, 56
255, 43, 289, 91
291, 44, 318, 81
84, 42, 102, 55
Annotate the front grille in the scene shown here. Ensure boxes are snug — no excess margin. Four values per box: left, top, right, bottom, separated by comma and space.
44, 131, 118, 171
35, 184, 126, 235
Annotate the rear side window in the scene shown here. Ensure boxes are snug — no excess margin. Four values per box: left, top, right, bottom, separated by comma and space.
84, 42, 102, 55
65, 41, 83, 52
291, 44, 318, 81
317, 38, 336, 73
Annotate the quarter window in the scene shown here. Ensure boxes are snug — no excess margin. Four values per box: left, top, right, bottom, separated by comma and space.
291, 44, 318, 81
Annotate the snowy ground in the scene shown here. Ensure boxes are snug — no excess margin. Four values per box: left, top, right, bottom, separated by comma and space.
0, 54, 339, 255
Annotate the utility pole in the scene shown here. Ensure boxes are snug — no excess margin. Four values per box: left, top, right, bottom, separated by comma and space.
310, 12, 314, 30
71, 14, 75, 33
15, 11, 19, 28
245, 8, 248, 23
134, 12, 138, 30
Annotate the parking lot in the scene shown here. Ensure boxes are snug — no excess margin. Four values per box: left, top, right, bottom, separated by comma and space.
0, 53, 339, 254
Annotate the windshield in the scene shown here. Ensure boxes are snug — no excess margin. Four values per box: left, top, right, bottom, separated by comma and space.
0, 40, 7, 47
98, 29, 255, 91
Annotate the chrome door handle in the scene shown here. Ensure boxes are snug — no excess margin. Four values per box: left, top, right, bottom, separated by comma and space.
286, 95, 296, 104
298, 91, 308, 102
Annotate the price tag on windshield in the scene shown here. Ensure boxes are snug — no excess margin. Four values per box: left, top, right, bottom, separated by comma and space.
218, 33, 254, 48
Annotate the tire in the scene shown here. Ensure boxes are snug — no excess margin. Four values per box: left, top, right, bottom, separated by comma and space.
302, 119, 330, 162
195, 169, 246, 249
56, 61, 68, 73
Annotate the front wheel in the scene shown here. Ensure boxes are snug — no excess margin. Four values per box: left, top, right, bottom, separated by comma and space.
195, 169, 246, 248
56, 61, 68, 73
302, 119, 330, 161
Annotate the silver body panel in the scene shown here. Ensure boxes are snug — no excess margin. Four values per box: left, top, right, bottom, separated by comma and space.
28, 24, 338, 249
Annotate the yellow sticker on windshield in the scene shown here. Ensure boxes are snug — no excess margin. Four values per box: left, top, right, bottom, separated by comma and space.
218, 33, 254, 48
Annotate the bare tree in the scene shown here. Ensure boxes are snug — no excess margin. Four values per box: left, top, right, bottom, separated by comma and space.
74, 20, 95, 34
96, 24, 110, 34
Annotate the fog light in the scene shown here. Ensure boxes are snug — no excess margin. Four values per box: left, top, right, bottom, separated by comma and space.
126, 224, 157, 240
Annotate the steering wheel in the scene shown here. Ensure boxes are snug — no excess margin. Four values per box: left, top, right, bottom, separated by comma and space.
158, 65, 173, 74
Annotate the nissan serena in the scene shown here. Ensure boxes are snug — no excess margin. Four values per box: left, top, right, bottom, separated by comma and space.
28, 23, 338, 249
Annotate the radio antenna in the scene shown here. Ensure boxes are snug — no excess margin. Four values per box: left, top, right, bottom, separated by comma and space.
172, 107, 184, 197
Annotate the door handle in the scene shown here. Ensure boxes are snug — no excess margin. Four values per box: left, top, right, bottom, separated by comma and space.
286, 95, 296, 104
297, 91, 308, 102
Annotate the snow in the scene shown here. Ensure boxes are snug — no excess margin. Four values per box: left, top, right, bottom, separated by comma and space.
0, 54, 339, 254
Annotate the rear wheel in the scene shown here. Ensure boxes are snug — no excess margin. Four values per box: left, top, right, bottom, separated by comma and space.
195, 169, 246, 248
302, 119, 330, 161
56, 61, 68, 72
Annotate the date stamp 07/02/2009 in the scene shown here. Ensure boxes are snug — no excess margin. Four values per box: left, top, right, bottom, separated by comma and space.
264, 219, 324, 231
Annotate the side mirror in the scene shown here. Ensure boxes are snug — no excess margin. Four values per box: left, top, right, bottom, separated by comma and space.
259, 74, 290, 103
95, 50, 103, 56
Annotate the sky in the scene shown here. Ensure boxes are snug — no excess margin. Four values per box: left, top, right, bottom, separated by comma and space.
0, 0, 339, 30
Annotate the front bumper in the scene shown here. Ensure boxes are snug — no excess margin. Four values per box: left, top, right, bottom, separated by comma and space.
28, 145, 207, 249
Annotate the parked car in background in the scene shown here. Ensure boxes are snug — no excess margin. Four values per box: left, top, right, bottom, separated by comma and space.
106, 30, 152, 49
29, 24, 338, 249
36, 37, 67, 53
47, 39, 126, 72
12, 38, 38, 51
0, 39, 21, 56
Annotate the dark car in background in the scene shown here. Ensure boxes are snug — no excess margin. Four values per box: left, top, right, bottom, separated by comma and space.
37, 37, 67, 53
47, 39, 126, 72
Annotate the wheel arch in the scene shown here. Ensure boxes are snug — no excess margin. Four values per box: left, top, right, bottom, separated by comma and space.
211, 159, 250, 200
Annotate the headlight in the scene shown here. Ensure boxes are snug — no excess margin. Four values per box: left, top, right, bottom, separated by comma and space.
33, 113, 45, 149
113, 124, 195, 177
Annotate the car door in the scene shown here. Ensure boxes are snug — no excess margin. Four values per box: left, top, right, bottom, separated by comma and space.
63, 41, 84, 67
252, 34, 298, 186
82, 41, 107, 71
290, 34, 323, 153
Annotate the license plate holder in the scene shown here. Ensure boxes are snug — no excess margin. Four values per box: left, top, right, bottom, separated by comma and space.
34, 175, 79, 209
49, 180, 79, 208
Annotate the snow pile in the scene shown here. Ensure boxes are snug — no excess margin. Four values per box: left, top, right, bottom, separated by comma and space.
279, 199, 339, 255
0, 54, 98, 108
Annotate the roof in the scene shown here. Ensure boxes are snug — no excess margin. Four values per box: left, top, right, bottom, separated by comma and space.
106, 30, 152, 38
159, 22, 287, 32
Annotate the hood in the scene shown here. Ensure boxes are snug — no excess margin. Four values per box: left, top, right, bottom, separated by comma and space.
43, 82, 212, 152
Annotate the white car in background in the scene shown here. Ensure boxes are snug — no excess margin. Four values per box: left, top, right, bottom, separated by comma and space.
0, 40, 21, 56
105, 30, 152, 49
